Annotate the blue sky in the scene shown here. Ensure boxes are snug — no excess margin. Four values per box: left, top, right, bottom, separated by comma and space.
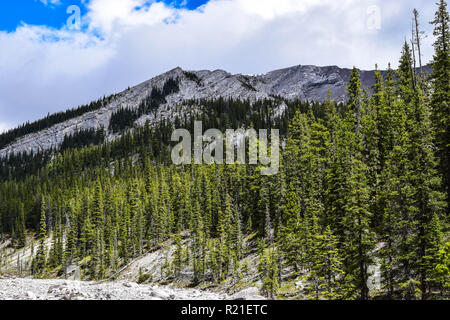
0, 0, 438, 132
0, 0, 208, 31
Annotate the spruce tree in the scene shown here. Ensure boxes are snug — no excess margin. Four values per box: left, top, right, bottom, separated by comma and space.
34, 199, 48, 275
430, 0, 450, 213
172, 232, 184, 277
407, 78, 445, 299
305, 226, 345, 300
280, 183, 302, 272
190, 199, 205, 284
341, 68, 375, 300
261, 247, 280, 299
435, 241, 450, 297
15, 204, 26, 248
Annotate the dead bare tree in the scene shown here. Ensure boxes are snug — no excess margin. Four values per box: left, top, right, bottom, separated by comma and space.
413, 8, 427, 88
411, 19, 417, 87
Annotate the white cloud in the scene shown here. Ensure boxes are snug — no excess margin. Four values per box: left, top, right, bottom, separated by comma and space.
238, 0, 337, 19
87, 0, 176, 34
0, 0, 436, 130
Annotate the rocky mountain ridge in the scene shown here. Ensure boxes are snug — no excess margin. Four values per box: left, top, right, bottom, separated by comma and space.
0, 64, 398, 158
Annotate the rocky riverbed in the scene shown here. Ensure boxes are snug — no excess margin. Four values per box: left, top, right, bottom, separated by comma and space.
0, 277, 264, 300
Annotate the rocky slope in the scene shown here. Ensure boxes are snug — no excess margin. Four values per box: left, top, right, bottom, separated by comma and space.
0, 64, 390, 158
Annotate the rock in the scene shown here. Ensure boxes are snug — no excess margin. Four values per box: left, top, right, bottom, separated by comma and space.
123, 281, 139, 288
48, 284, 61, 294
231, 287, 265, 300
149, 290, 168, 300
26, 291, 37, 300
46, 282, 87, 300
61, 287, 87, 300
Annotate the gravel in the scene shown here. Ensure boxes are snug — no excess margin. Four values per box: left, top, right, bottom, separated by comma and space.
0, 277, 233, 300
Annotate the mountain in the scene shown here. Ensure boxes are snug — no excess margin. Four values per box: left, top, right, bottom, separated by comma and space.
0, 64, 425, 158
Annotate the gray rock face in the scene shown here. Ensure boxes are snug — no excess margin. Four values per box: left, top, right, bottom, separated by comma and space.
0, 64, 386, 158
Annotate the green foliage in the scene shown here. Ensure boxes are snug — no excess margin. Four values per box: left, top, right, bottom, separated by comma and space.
259, 246, 280, 299
430, 0, 450, 213
138, 272, 152, 284
61, 128, 105, 151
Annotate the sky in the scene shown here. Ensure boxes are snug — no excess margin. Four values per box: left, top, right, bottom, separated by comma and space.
0, 0, 439, 132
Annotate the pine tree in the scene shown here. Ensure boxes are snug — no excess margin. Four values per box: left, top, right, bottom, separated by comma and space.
398, 42, 418, 108
435, 241, 450, 297
64, 200, 78, 267
325, 112, 350, 249
128, 180, 144, 257
362, 67, 382, 228
231, 195, 243, 260
305, 226, 345, 300
341, 68, 375, 300
430, 0, 450, 213
15, 204, 26, 248
378, 104, 414, 298
92, 178, 104, 229
347, 67, 363, 131
34, 198, 48, 275
217, 193, 233, 280
172, 232, 184, 277
119, 198, 131, 262
423, 213, 444, 292
49, 213, 63, 269
190, 199, 205, 284
259, 246, 280, 299
280, 183, 302, 272
407, 81, 445, 299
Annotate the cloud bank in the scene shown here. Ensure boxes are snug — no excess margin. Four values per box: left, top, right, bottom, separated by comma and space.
0, 0, 436, 129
